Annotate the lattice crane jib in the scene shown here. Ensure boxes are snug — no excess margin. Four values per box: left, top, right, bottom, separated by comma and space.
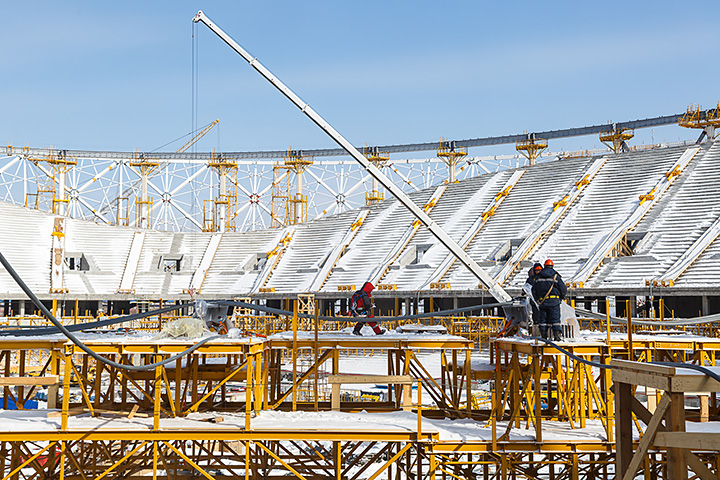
176, 119, 219, 153
436, 139, 467, 183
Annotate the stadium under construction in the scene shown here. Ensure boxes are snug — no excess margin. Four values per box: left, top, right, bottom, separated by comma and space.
2, 10, 720, 480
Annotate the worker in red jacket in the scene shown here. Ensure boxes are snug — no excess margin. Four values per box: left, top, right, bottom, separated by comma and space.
351, 282, 385, 336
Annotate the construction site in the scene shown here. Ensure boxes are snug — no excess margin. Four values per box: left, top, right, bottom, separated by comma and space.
1, 9, 720, 480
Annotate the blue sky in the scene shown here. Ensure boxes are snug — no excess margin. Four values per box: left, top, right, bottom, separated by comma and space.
2, 1, 718, 156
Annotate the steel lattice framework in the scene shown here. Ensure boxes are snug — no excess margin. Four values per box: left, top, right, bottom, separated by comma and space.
0, 152, 543, 232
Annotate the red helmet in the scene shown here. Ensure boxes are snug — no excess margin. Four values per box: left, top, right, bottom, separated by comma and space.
544, 259, 554, 267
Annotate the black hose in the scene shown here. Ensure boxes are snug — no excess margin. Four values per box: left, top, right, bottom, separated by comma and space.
2, 299, 513, 337
0, 303, 194, 336
529, 336, 611, 369
574, 306, 720, 327
0, 251, 221, 371
214, 300, 512, 323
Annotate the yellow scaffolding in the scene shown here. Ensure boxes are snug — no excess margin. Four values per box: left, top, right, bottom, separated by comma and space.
599, 126, 634, 153
437, 139, 467, 183
205, 152, 239, 232
363, 146, 389, 204
516, 136, 548, 165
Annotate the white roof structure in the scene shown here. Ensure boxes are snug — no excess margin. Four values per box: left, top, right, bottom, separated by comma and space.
0, 140, 718, 300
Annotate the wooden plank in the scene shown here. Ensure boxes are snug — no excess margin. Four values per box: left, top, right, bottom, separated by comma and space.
621, 394, 670, 480
0, 376, 59, 386
612, 369, 671, 392
331, 384, 340, 412
670, 375, 720, 393
655, 432, 720, 450
127, 405, 140, 420
401, 385, 412, 412
615, 382, 634, 476
700, 395, 709, 422
610, 359, 675, 376
630, 395, 655, 426
327, 375, 413, 385
686, 451, 718, 480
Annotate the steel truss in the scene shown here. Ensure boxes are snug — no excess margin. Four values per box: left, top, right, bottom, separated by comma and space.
0, 151, 549, 233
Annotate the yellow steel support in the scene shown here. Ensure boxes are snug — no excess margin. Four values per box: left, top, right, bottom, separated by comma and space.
600, 126, 634, 153
284, 149, 312, 225
516, 136, 548, 165
363, 146, 389, 204
679, 103, 720, 139
164, 440, 217, 480
437, 139, 467, 183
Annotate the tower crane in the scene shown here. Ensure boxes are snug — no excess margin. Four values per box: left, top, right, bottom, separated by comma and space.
192, 11, 519, 308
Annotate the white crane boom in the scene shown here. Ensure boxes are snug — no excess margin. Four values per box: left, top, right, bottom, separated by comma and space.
193, 10, 512, 303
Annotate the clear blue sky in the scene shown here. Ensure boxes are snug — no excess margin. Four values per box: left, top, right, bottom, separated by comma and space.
2, 1, 718, 156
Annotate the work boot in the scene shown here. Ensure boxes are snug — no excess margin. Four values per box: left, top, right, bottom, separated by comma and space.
552, 330, 563, 342
352, 327, 363, 336
540, 329, 548, 340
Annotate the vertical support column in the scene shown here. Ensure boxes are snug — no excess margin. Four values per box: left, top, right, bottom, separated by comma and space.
603, 345, 614, 443
153, 441, 158, 480
466, 348, 472, 418
313, 300, 319, 411
174, 357, 182, 414
254, 349, 262, 414
292, 299, 298, 412
51, 217, 67, 294
533, 349, 542, 443
153, 357, 161, 431
666, 392, 688, 480
492, 342, 500, 452
246, 350, 253, 431
61, 345, 73, 431
263, 346, 270, 409
334, 441, 342, 480
614, 381, 633, 476
626, 299, 634, 361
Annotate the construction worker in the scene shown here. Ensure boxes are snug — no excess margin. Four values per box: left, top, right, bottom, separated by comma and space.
523, 263, 543, 327
531, 259, 567, 341
351, 282, 385, 336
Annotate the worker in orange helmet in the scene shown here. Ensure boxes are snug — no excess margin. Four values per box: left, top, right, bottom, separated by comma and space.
531, 259, 567, 341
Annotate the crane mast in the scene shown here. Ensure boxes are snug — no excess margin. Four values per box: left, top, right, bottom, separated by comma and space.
192, 10, 513, 303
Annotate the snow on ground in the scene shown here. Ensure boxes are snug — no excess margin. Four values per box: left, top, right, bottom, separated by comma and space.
269, 325, 463, 342
0, 409, 611, 442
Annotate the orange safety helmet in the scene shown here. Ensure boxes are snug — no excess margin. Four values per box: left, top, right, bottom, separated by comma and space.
544, 259, 554, 267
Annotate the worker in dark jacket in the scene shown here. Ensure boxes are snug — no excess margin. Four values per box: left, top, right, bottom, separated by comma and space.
531, 259, 567, 341
351, 282, 385, 336
523, 263, 543, 327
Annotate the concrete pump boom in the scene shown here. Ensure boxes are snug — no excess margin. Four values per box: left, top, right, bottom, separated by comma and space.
193, 10, 513, 303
